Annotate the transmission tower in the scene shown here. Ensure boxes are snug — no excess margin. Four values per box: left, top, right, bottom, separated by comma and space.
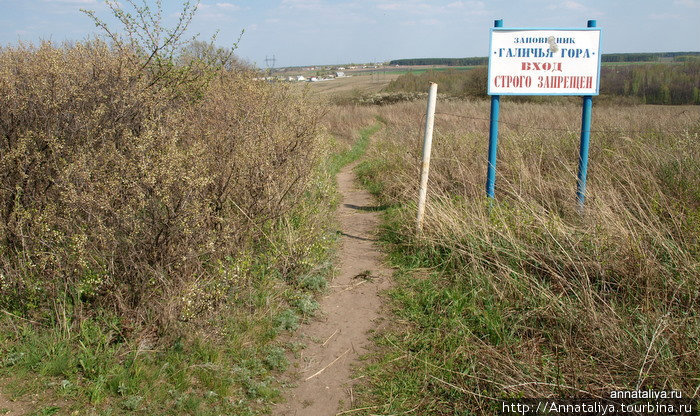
265, 54, 276, 75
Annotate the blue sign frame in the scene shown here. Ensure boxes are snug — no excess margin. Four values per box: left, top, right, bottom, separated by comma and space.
485, 20, 600, 208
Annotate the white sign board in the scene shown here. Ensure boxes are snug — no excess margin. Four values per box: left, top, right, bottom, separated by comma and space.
488, 29, 602, 95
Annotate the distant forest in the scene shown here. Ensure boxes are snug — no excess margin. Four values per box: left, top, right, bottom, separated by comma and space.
384, 61, 700, 105
389, 52, 700, 66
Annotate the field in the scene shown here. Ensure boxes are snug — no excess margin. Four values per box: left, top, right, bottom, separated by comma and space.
305, 73, 400, 95
285, 66, 476, 96
342, 65, 476, 75
330, 99, 700, 414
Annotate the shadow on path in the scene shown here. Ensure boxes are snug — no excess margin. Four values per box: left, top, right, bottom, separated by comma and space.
338, 231, 377, 242
342, 203, 391, 212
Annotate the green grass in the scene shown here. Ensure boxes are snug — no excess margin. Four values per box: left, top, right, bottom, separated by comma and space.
327, 121, 383, 176
0, 262, 318, 415
355, 158, 389, 197
2, 314, 280, 415
348, 205, 513, 415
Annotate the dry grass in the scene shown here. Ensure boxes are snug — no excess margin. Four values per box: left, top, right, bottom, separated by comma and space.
320, 104, 379, 146
347, 99, 700, 413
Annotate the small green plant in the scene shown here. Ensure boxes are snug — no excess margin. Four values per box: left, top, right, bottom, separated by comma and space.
291, 294, 319, 317
263, 346, 289, 372
121, 395, 143, 412
29, 407, 60, 416
298, 274, 327, 292
275, 309, 299, 332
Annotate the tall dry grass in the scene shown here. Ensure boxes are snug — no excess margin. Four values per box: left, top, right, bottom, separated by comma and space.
0, 41, 322, 332
320, 104, 379, 146
354, 99, 700, 412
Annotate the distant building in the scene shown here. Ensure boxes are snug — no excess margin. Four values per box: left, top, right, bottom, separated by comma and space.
296, 75, 306, 81
336, 71, 345, 77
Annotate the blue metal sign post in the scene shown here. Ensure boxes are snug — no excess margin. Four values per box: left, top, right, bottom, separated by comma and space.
576, 20, 597, 207
486, 19, 503, 199
486, 20, 601, 208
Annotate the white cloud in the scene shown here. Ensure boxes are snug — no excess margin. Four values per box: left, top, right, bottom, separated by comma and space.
280, 0, 323, 10
447, 1, 485, 9
199, 2, 239, 11
276, 0, 367, 24
197, 1, 241, 20
377, 3, 403, 10
43, 0, 97, 3
650, 12, 682, 19
547, 0, 602, 15
565, 0, 585, 10
673, 0, 700, 7
377, 1, 486, 15
216, 2, 240, 10
554, 0, 586, 11
377, 2, 432, 12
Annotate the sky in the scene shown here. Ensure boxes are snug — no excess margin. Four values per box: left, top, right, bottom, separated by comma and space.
0, 0, 698, 67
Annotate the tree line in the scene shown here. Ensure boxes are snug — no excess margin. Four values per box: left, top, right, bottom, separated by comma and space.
390, 52, 700, 67
384, 62, 700, 105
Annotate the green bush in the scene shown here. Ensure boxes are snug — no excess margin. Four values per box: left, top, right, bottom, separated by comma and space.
384, 68, 488, 98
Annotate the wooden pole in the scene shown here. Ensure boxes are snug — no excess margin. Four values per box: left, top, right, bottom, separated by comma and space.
416, 82, 438, 232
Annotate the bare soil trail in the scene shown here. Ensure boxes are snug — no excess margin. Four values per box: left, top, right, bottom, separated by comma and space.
272, 160, 393, 416
0, 391, 30, 416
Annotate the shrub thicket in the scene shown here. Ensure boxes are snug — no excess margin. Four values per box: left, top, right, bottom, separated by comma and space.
384, 68, 488, 98
0, 40, 321, 331
601, 62, 700, 104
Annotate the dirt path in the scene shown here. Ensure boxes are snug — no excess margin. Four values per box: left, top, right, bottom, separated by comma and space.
272, 160, 392, 416
0, 392, 29, 416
